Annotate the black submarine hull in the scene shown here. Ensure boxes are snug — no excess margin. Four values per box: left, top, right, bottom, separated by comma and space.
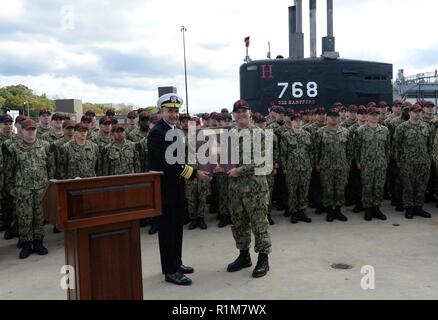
240, 58, 393, 114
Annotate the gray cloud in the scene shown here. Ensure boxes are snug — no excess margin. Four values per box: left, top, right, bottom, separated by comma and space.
0, 43, 225, 90
0, 0, 228, 91
0, 0, 144, 44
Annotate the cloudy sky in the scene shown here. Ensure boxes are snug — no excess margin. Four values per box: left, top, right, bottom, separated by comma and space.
0, 0, 437, 113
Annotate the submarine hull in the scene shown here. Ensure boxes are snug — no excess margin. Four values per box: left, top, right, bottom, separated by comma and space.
240, 58, 393, 114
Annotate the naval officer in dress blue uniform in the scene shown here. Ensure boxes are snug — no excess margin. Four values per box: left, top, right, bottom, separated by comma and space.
147, 93, 211, 286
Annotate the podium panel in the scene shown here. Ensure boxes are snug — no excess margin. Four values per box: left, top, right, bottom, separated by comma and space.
43, 173, 162, 300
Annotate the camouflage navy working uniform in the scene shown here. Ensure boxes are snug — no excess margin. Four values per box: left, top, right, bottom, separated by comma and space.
7, 125, 55, 244
281, 115, 313, 218
355, 110, 390, 214
394, 104, 433, 217
60, 139, 99, 179
228, 123, 272, 255
102, 139, 141, 176
314, 118, 353, 210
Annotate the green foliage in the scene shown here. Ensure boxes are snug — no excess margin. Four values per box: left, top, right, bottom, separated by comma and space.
0, 84, 138, 118
0, 84, 55, 118
82, 103, 106, 116
82, 103, 134, 116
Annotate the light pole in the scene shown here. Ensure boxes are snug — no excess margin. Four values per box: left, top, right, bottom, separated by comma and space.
181, 25, 189, 114
23, 101, 29, 116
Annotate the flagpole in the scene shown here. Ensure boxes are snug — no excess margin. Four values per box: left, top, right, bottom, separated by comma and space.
181, 25, 189, 114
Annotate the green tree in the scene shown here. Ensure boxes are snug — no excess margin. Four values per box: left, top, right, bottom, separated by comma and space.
0, 84, 55, 118
117, 106, 133, 115
4, 95, 27, 114
83, 103, 106, 116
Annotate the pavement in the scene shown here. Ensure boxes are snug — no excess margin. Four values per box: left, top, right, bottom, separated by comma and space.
1, 201, 438, 300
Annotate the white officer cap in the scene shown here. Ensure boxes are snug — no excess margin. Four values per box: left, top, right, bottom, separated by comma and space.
157, 93, 184, 109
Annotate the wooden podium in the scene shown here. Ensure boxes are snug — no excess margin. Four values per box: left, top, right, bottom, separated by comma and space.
43, 173, 162, 300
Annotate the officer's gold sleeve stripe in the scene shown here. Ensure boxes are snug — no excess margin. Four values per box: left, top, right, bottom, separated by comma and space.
180, 165, 194, 180
182, 166, 191, 179
184, 166, 194, 179
180, 166, 188, 177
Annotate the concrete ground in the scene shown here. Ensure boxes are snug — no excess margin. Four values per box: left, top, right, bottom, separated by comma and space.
1, 201, 438, 300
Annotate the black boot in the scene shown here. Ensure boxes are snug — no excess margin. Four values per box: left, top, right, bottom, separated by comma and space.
188, 219, 198, 230
19, 242, 33, 259
148, 222, 159, 234
364, 208, 372, 221
53, 226, 61, 234
226, 215, 232, 225
227, 250, 252, 272
267, 214, 275, 225
334, 206, 348, 222
326, 207, 335, 222
17, 239, 23, 249
218, 215, 228, 228
283, 209, 291, 217
413, 206, 432, 218
252, 253, 269, 278
297, 211, 312, 223
3, 227, 16, 240
405, 207, 414, 219
372, 207, 387, 221
33, 240, 48, 256
290, 212, 298, 224
197, 217, 208, 230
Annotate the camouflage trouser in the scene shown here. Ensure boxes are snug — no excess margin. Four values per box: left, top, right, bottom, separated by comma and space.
1, 192, 16, 230
400, 163, 431, 207
16, 188, 45, 242
267, 174, 275, 212
186, 179, 210, 219
286, 169, 311, 213
361, 166, 386, 208
320, 168, 348, 207
229, 190, 272, 254
216, 174, 229, 216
